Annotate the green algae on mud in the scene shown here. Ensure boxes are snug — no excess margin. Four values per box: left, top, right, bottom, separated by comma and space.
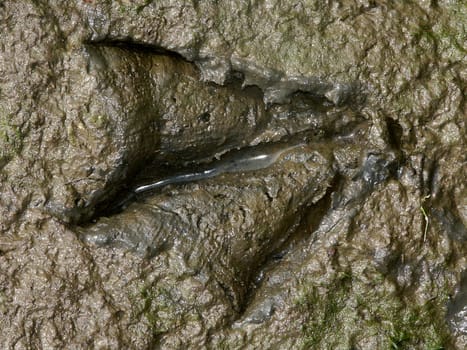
0, 108, 22, 167
295, 270, 452, 349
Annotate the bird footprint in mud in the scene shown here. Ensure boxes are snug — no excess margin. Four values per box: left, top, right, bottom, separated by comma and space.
76, 41, 376, 316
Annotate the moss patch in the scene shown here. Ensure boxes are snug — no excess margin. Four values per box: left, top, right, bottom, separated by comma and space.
0, 108, 23, 166
295, 269, 451, 349
133, 280, 202, 346
136, 284, 181, 338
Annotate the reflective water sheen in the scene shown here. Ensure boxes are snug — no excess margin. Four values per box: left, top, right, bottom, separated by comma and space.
134, 142, 305, 194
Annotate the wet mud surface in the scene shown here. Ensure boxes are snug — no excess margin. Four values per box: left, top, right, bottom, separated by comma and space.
0, 1, 466, 349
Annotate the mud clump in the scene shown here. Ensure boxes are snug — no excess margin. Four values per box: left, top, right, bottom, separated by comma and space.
0, 1, 466, 349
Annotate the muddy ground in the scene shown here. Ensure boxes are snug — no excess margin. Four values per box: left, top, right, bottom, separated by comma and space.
0, 1, 466, 349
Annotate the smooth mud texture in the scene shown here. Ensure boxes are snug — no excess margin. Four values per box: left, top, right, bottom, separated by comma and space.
0, 1, 466, 349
